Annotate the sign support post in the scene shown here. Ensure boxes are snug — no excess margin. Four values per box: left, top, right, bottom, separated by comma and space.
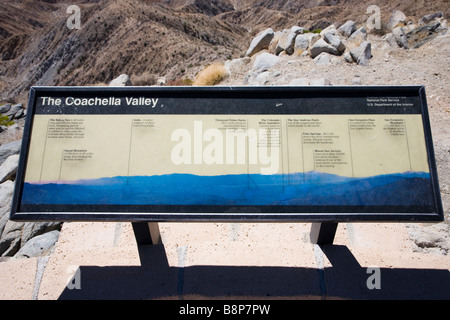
132, 222, 161, 245
310, 222, 338, 245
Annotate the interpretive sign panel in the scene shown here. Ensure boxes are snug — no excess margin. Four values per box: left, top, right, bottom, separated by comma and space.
10, 86, 443, 222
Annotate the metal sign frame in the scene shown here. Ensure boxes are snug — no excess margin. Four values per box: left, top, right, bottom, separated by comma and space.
10, 86, 443, 222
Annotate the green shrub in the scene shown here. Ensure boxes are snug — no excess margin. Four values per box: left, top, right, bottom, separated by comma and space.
304, 29, 322, 34
0, 115, 14, 126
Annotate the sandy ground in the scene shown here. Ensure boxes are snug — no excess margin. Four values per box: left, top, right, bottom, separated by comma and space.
0, 33, 449, 300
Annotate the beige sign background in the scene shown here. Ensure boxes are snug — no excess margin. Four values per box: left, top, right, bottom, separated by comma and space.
24, 114, 429, 183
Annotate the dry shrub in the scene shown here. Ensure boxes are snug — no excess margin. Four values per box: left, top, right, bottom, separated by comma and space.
131, 72, 157, 86
193, 63, 227, 86
295, 49, 305, 56
166, 77, 193, 86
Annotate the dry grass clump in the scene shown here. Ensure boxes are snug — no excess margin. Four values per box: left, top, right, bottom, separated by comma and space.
166, 77, 193, 86
193, 63, 227, 86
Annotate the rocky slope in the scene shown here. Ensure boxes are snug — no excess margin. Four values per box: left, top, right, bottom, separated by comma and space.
1, 0, 450, 102
0, 0, 247, 102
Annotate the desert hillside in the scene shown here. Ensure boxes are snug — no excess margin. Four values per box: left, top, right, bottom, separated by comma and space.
0, 0, 449, 102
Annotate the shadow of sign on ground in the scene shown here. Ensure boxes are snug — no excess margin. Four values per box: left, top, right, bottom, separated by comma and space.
57, 245, 450, 300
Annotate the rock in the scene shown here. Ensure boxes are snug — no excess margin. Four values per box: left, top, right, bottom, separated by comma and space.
428, 33, 450, 48
0, 231, 21, 257
306, 33, 321, 48
0, 140, 21, 166
350, 41, 372, 65
310, 39, 339, 58
13, 108, 24, 119
4, 104, 23, 121
2, 220, 23, 237
291, 26, 306, 34
21, 222, 62, 246
254, 71, 271, 85
406, 21, 442, 48
225, 57, 250, 74
294, 34, 309, 53
156, 76, 166, 86
314, 52, 332, 65
419, 12, 444, 26
436, 18, 448, 29
12, 104, 23, 117
344, 51, 353, 63
382, 33, 400, 48
346, 27, 368, 50
330, 55, 343, 66
387, 9, 407, 31
246, 28, 275, 57
276, 26, 304, 55
0, 180, 14, 236
14, 230, 60, 258
322, 31, 346, 53
392, 26, 409, 49
320, 24, 337, 37
0, 154, 19, 183
348, 27, 367, 42
403, 23, 417, 33
0, 103, 11, 114
338, 20, 357, 37
275, 29, 289, 55
0, 181, 17, 257
288, 78, 309, 86
0, 124, 24, 146
310, 78, 332, 86
268, 31, 282, 53
252, 52, 280, 71
0, 220, 23, 257
407, 223, 450, 255
109, 74, 132, 86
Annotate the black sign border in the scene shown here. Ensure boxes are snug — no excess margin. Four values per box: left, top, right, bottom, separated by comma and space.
10, 86, 444, 222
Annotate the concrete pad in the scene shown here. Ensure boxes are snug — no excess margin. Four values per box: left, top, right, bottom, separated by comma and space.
0, 257, 38, 299
37, 222, 144, 299
161, 222, 314, 266
1, 220, 448, 300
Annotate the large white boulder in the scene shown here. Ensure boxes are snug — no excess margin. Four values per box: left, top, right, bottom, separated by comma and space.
109, 74, 132, 86
350, 41, 372, 65
387, 9, 407, 31
246, 28, 275, 57
338, 20, 357, 37
392, 26, 409, 49
276, 26, 305, 55
294, 34, 310, 52
310, 38, 339, 58
0, 154, 19, 183
252, 52, 281, 71
322, 31, 346, 53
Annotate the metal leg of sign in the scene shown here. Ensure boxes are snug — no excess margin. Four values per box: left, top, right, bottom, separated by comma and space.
310, 222, 338, 245
132, 222, 161, 245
